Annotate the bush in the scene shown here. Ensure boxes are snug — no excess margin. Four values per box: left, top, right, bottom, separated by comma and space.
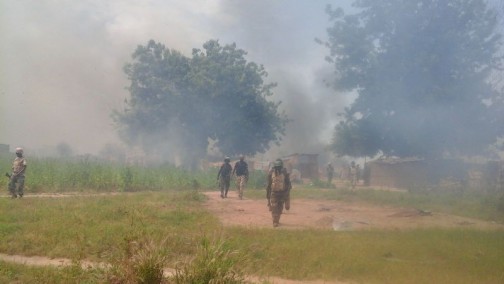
106, 237, 169, 284
173, 237, 247, 284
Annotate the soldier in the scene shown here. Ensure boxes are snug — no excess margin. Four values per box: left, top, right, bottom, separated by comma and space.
326, 162, 334, 187
350, 161, 357, 189
217, 157, 232, 198
8, 147, 27, 198
266, 159, 292, 227
232, 155, 249, 200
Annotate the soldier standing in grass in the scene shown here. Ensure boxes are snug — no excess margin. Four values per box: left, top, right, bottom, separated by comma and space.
217, 157, 232, 198
8, 148, 27, 198
266, 159, 291, 227
232, 155, 249, 200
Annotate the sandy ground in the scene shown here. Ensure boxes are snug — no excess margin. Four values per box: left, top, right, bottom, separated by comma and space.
202, 190, 504, 231
1, 190, 503, 284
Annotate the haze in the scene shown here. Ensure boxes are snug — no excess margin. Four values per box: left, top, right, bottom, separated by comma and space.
1, 0, 503, 159
0, 0, 355, 157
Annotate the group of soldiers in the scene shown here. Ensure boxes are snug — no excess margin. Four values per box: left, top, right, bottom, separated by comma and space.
216, 155, 249, 199
7, 149, 292, 227
5, 147, 27, 199
217, 156, 292, 227
326, 161, 360, 188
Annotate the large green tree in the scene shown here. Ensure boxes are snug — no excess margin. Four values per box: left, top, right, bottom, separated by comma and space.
326, 0, 504, 159
114, 40, 286, 167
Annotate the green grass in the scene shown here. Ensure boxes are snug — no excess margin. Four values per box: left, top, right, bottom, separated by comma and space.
1, 154, 503, 283
0, 191, 218, 261
0, 154, 266, 193
0, 260, 103, 284
0, 191, 503, 283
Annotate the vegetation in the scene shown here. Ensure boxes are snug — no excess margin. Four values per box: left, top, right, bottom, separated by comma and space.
1, 155, 503, 283
0, 189, 503, 283
173, 237, 247, 284
0, 260, 103, 284
115, 39, 287, 168
0, 153, 266, 193
325, 0, 504, 158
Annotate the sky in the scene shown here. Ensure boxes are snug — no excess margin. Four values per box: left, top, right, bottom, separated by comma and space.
0, 0, 353, 158
1, 0, 502, 161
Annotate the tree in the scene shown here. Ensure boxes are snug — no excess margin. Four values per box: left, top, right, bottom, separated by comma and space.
114, 40, 286, 168
325, 0, 504, 159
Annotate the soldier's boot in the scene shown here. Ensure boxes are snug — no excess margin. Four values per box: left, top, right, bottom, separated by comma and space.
273, 215, 280, 227
220, 189, 224, 198
9, 188, 16, 199
224, 188, 228, 198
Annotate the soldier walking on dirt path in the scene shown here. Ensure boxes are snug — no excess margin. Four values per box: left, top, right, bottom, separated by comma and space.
217, 157, 232, 198
8, 148, 27, 199
350, 161, 358, 189
326, 163, 334, 187
233, 155, 249, 200
266, 159, 292, 227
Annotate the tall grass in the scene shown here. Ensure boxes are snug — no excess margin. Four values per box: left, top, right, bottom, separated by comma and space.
173, 236, 247, 284
106, 237, 169, 284
0, 154, 266, 193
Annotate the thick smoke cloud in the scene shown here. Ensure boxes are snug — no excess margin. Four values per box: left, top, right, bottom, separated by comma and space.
6, 1, 500, 162
1, 0, 349, 159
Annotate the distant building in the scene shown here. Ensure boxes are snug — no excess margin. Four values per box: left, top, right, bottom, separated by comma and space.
281, 153, 319, 179
367, 157, 469, 189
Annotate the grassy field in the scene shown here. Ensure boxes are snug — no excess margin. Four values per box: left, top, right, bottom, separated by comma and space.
0, 154, 267, 192
1, 155, 504, 283
0, 190, 503, 283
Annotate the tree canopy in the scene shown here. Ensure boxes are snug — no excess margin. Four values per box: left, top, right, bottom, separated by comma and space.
326, 0, 504, 159
114, 40, 286, 167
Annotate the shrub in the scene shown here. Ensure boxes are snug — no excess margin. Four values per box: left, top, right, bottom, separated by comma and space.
106, 237, 169, 284
173, 237, 247, 284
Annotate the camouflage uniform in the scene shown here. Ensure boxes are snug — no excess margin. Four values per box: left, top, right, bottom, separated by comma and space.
350, 162, 357, 189
217, 158, 232, 198
233, 156, 249, 200
326, 163, 334, 186
266, 162, 291, 227
9, 148, 27, 198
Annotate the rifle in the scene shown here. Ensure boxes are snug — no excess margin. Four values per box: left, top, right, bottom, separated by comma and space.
266, 187, 271, 210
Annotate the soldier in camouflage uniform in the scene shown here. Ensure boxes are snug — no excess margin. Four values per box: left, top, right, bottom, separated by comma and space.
232, 155, 249, 200
217, 157, 232, 198
326, 163, 334, 187
9, 148, 27, 198
350, 161, 357, 189
266, 159, 292, 227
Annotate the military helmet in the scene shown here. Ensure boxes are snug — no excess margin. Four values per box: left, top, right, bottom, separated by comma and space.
15, 147, 23, 154
224, 156, 230, 162
274, 159, 283, 168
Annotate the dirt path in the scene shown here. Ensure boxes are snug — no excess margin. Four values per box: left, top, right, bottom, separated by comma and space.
0, 253, 344, 284
202, 190, 504, 230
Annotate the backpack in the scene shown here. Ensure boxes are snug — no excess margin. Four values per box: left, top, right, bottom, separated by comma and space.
271, 171, 285, 192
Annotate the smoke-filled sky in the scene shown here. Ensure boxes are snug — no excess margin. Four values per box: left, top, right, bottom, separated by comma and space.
0, 0, 353, 157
